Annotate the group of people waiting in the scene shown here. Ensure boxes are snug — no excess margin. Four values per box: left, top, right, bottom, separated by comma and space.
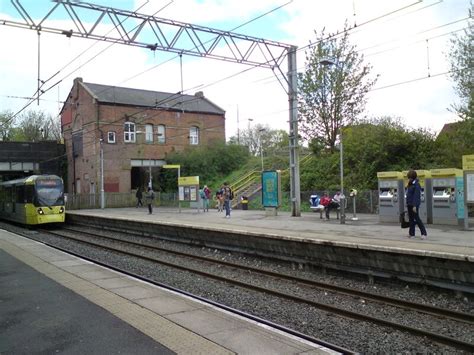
136, 183, 234, 218
201, 182, 233, 218
309, 191, 342, 220
135, 186, 155, 214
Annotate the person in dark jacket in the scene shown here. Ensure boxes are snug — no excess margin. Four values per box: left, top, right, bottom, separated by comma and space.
135, 187, 143, 207
405, 170, 427, 239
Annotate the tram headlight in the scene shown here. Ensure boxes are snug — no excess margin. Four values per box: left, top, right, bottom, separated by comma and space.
59, 207, 64, 213
37, 208, 44, 215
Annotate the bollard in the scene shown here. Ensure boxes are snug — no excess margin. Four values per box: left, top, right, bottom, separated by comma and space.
350, 189, 358, 221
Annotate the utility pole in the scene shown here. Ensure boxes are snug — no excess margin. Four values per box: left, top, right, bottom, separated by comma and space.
100, 138, 105, 209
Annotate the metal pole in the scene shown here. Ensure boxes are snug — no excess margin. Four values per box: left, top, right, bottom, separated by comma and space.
100, 139, 105, 209
178, 167, 181, 213
149, 159, 152, 189
288, 46, 301, 217
340, 130, 345, 224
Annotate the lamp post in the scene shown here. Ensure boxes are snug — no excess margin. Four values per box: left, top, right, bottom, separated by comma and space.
100, 138, 105, 209
319, 57, 345, 224
259, 128, 266, 171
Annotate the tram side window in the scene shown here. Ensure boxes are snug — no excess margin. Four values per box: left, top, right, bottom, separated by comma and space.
25, 185, 34, 203
16, 185, 25, 203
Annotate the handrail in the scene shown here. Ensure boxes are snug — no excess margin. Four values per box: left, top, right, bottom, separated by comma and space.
231, 169, 260, 189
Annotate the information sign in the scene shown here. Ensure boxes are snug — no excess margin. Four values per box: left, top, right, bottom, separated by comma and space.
262, 170, 281, 207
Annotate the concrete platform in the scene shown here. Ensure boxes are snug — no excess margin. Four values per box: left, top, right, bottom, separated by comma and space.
65, 207, 474, 291
0, 229, 337, 355
68, 207, 474, 257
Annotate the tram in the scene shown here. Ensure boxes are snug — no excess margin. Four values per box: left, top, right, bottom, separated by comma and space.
0, 175, 65, 225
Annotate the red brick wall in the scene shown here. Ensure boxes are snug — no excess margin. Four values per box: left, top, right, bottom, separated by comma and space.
61, 79, 226, 195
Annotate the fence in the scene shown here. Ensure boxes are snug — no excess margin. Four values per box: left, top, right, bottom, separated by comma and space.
66, 192, 181, 210
66, 190, 380, 214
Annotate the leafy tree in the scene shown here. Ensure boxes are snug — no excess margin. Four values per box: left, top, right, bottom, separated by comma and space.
435, 119, 474, 168
298, 24, 378, 151
228, 125, 289, 158
342, 117, 437, 190
0, 110, 16, 141
448, 3, 473, 121
15, 110, 62, 142
162, 142, 250, 191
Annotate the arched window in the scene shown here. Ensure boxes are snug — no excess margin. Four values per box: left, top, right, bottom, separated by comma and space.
145, 124, 153, 143
157, 124, 166, 144
124, 122, 136, 143
189, 126, 199, 145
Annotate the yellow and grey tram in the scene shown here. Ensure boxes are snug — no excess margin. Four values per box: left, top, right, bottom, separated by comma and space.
0, 175, 65, 225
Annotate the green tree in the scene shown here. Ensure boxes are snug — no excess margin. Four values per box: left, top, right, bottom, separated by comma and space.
163, 142, 250, 191
298, 24, 378, 151
228, 125, 290, 158
0, 110, 16, 141
15, 110, 62, 142
448, 3, 473, 121
342, 117, 437, 190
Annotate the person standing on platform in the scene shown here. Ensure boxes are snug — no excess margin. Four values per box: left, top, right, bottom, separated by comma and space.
320, 192, 332, 220
215, 186, 224, 212
406, 169, 427, 239
145, 187, 155, 215
135, 187, 143, 208
202, 185, 211, 212
222, 182, 233, 218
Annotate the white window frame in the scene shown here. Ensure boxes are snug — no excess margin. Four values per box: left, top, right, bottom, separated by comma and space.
157, 124, 166, 144
189, 126, 199, 145
107, 131, 116, 144
145, 124, 153, 143
124, 122, 136, 143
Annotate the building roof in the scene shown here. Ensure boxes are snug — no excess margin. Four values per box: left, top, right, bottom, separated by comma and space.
80, 80, 225, 116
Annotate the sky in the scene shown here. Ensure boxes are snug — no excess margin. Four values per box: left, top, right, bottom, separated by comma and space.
0, 0, 470, 140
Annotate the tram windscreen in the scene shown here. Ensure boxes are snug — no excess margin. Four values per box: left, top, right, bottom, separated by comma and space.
35, 178, 64, 206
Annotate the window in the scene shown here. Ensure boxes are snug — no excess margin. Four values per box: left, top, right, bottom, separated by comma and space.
145, 124, 153, 143
124, 122, 136, 143
107, 131, 116, 144
189, 126, 199, 145
157, 124, 166, 144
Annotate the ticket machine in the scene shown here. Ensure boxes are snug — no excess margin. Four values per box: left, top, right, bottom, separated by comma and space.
430, 168, 464, 226
377, 171, 404, 223
403, 170, 432, 224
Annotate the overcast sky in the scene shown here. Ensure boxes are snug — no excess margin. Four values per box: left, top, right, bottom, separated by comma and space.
0, 0, 470, 139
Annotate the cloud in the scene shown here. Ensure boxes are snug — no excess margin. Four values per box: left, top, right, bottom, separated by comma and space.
0, 0, 468, 140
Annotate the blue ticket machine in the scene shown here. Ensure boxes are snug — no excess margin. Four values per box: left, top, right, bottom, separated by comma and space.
377, 171, 404, 223
430, 168, 464, 226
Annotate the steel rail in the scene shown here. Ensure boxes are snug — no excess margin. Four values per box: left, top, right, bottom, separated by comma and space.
43, 228, 474, 352
62, 225, 474, 324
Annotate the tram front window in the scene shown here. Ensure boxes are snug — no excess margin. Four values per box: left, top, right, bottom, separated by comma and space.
35, 179, 64, 206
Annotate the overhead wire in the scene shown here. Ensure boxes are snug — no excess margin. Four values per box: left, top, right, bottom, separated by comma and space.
4, 0, 467, 157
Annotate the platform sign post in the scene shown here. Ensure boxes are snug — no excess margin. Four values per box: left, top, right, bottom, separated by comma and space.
463, 155, 474, 230
262, 170, 281, 216
163, 164, 181, 212
178, 175, 200, 212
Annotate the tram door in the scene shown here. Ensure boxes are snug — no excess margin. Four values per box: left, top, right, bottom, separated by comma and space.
12, 186, 16, 213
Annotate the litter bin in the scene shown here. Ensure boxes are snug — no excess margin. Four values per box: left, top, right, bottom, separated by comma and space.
241, 196, 249, 210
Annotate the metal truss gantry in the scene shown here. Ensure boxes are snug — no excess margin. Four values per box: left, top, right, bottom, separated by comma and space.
1, 0, 301, 216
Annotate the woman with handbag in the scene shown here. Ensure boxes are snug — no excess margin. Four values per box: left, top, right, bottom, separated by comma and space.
405, 170, 427, 239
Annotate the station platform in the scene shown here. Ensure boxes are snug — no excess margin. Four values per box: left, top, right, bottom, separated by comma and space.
0, 228, 336, 355
68, 207, 474, 258
64, 207, 474, 292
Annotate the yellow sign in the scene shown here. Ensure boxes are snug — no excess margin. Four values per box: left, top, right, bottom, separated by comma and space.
462, 155, 474, 170
179, 176, 199, 185
163, 164, 180, 169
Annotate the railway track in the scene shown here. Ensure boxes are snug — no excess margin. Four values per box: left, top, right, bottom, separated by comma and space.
40, 226, 474, 353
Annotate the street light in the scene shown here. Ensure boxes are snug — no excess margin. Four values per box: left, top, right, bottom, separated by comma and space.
319, 57, 345, 224
100, 138, 105, 209
258, 128, 266, 171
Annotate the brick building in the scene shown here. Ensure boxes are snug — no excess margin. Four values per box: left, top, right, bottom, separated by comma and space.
60, 78, 226, 194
